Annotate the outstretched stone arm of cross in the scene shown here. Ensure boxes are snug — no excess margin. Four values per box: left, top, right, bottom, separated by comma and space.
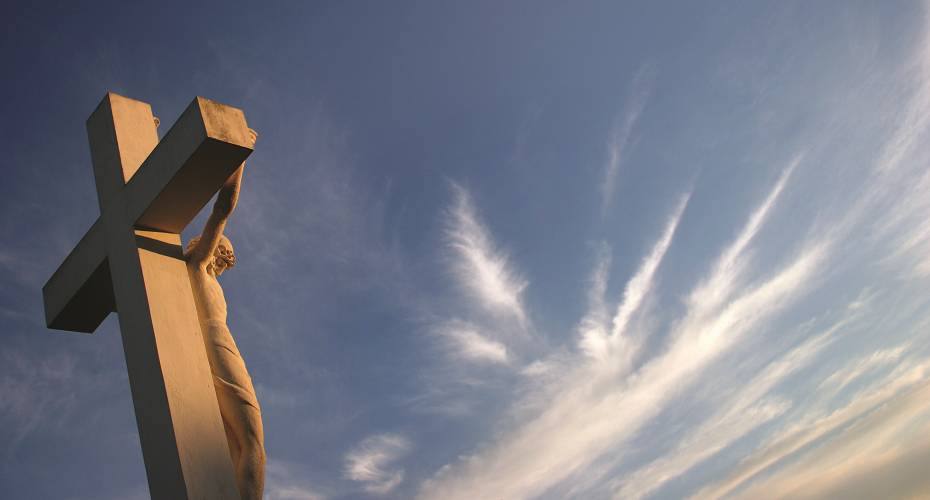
43, 93, 253, 500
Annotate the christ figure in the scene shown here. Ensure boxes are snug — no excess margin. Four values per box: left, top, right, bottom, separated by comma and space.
185, 128, 265, 500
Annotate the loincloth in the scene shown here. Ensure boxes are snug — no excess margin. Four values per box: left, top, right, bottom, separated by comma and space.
202, 319, 261, 412
213, 373, 261, 412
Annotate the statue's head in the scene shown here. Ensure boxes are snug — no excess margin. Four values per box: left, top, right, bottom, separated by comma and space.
187, 235, 236, 276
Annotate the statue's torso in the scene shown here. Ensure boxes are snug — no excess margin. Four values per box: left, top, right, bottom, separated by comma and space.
187, 262, 228, 324
186, 259, 258, 409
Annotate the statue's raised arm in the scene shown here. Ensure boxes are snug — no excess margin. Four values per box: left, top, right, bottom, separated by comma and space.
185, 128, 257, 269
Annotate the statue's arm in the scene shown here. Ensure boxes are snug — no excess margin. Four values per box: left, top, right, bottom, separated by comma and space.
185, 129, 256, 265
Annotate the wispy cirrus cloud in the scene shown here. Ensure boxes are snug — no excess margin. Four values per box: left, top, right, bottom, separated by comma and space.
416, 13, 930, 493
579, 192, 689, 362
417, 160, 814, 500
601, 67, 652, 217
818, 345, 907, 394
687, 157, 800, 318
659, 28, 930, 494
408, 183, 534, 415
612, 319, 847, 500
438, 320, 509, 364
694, 358, 930, 500
0, 349, 80, 454
0, 346, 130, 457
446, 182, 529, 328
265, 459, 330, 500
343, 433, 411, 495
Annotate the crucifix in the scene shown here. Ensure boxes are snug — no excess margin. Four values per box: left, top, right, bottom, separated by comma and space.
43, 93, 253, 499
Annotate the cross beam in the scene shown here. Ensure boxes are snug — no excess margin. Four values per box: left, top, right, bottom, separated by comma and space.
43, 93, 252, 499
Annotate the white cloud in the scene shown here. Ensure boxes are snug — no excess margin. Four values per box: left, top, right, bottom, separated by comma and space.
579, 192, 689, 362
416, 168, 816, 500
343, 433, 411, 495
721, 368, 930, 500
575, 242, 612, 359
602, 67, 652, 217
440, 320, 509, 364
412, 183, 531, 413
265, 459, 329, 500
687, 158, 799, 318
0, 349, 92, 453
818, 346, 907, 393
446, 183, 529, 328
611, 322, 843, 500
610, 194, 688, 340
689, 356, 930, 500
669, 24, 930, 494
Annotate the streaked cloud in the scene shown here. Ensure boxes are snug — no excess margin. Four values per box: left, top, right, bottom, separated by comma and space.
686, 158, 799, 318
708, 365, 930, 500
265, 459, 329, 500
412, 183, 532, 414
417, 165, 817, 500
343, 433, 411, 494
446, 182, 529, 328
612, 322, 843, 500
687, 353, 930, 500
818, 346, 907, 393
0, 347, 122, 455
0, 350, 77, 452
579, 192, 689, 362
439, 320, 509, 364
601, 67, 652, 217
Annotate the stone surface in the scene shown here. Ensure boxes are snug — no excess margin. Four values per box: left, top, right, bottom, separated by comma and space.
42, 93, 254, 500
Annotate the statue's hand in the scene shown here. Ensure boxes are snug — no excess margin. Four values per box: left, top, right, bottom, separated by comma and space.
248, 128, 258, 147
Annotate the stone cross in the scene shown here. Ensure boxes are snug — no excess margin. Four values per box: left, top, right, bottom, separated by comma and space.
43, 93, 253, 499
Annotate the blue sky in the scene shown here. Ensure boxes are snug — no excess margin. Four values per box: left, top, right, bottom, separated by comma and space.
3, 2, 930, 499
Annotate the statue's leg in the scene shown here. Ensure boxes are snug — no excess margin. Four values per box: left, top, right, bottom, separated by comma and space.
203, 322, 266, 499
215, 386, 266, 500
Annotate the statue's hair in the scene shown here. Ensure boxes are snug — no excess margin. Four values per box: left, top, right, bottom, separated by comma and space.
187, 235, 233, 252
187, 235, 235, 269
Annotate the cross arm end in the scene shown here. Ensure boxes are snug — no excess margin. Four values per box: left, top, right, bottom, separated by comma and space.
43, 219, 115, 333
